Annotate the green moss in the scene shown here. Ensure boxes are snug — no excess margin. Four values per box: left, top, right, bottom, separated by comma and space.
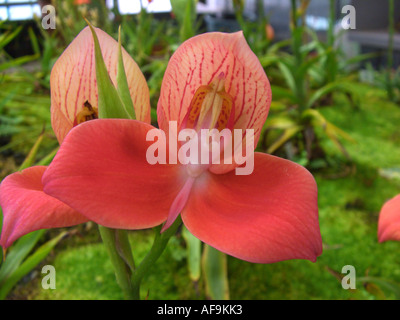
34, 243, 124, 300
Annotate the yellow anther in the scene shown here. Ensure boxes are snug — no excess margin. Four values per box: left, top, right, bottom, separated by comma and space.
74, 101, 98, 126
185, 73, 233, 131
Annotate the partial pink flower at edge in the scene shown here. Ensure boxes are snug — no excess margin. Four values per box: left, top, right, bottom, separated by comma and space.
0, 167, 87, 248
378, 194, 400, 242
74, 0, 91, 6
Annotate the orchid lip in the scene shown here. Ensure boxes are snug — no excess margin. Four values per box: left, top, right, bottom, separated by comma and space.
161, 177, 195, 233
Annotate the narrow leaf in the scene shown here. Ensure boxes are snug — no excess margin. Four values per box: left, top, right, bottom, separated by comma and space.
277, 61, 297, 95
18, 131, 45, 171
0, 232, 66, 300
357, 276, 400, 300
267, 125, 303, 154
35, 147, 59, 166
202, 245, 229, 300
86, 21, 132, 120
115, 229, 135, 272
0, 230, 45, 285
116, 26, 136, 119
182, 226, 201, 282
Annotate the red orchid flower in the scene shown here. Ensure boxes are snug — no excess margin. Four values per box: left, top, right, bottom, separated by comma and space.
41, 31, 322, 263
0, 27, 150, 248
378, 194, 400, 242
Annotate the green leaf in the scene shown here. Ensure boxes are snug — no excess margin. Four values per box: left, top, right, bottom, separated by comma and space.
307, 82, 347, 109
86, 21, 132, 120
259, 55, 279, 68
271, 85, 298, 104
0, 230, 45, 285
297, 50, 326, 79
27, 26, 40, 56
18, 131, 45, 171
357, 276, 400, 299
269, 101, 288, 112
98, 226, 134, 300
342, 52, 379, 69
0, 231, 66, 300
0, 54, 40, 72
202, 245, 229, 300
182, 226, 201, 282
302, 109, 354, 158
115, 229, 135, 272
116, 26, 136, 120
266, 116, 298, 130
0, 26, 23, 52
171, 0, 197, 42
35, 147, 59, 166
267, 39, 291, 54
277, 61, 297, 96
180, 0, 196, 42
267, 125, 303, 154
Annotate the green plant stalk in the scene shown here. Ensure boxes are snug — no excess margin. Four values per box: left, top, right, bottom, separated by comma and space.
202, 245, 230, 300
290, 0, 305, 112
35, 147, 59, 166
182, 226, 201, 282
131, 217, 182, 299
327, 0, 337, 83
290, 0, 298, 30
179, 0, 196, 42
387, 0, 395, 101
327, 0, 335, 47
233, 0, 246, 33
115, 229, 136, 271
290, 0, 302, 63
98, 226, 135, 300
18, 131, 45, 171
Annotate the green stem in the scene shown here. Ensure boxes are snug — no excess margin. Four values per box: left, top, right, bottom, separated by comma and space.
327, 0, 337, 83
291, 0, 298, 30
131, 218, 182, 299
98, 226, 135, 300
290, 0, 308, 113
387, 0, 395, 101
35, 147, 59, 166
115, 229, 136, 271
327, 0, 335, 47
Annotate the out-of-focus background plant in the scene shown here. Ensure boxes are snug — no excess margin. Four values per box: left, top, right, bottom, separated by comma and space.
1, 0, 400, 300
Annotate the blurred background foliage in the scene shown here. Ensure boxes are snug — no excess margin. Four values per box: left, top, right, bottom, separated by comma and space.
1, 0, 400, 300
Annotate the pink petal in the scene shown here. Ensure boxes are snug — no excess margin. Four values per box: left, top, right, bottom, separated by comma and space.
157, 31, 271, 146
0, 166, 87, 248
378, 194, 400, 242
51, 26, 150, 143
181, 152, 322, 263
43, 119, 187, 230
